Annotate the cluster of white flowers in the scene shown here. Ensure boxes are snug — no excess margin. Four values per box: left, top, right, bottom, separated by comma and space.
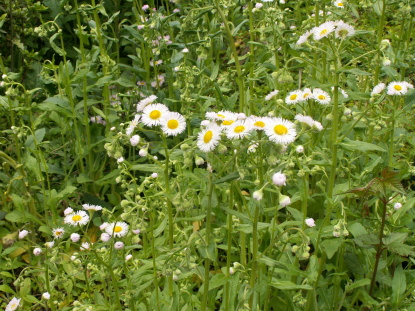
127, 97, 186, 138
295, 114, 324, 131
371, 81, 414, 96
198, 111, 297, 152
297, 20, 355, 45
285, 87, 334, 105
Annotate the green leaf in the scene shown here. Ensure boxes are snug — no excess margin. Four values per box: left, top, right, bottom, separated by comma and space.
153, 217, 167, 238
392, 265, 406, 306
208, 273, 228, 290
198, 239, 216, 261
346, 279, 371, 292
130, 164, 163, 173
383, 233, 407, 245
354, 234, 379, 248
5, 210, 26, 223
24, 128, 46, 149
0, 284, 15, 294
235, 222, 270, 234
387, 242, 415, 257
270, 280, 312, 290
321, 238, 343, 259
340, 138, 386, 153
19, 278, 31, 297
339, 67, 372, 76
23, 295, 39, 304
373, 0, 384, 16
213, 172, 240, 184
348, 222, 368, 238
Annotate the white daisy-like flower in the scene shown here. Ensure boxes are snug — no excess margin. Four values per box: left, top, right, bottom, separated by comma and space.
313, 88, 331, 105
403, 82, 414, 90
333, 0, 345, 8
125, 254, 133, 261
105, 222, 129, 238
82, 204, 103, 211
312, 21, 336, 40
142, 103, 169, 127
197, 124, 222, 152
207, 110, 237, 123
33, 248, 42, 256
64, 211, 90, 226
371, 83, 386, 96
312, 121, 324, 131
264, 117, 297, 145
387, 81, 412, 95
70, 233, 81, 242
137, 95, 158, 112
300, 88, 313, 101
160, 111, 186, 136
296, 30, 312, 45
225, 120, 253, 139
331, 86, 349, 98
52, 228, 65, 239
285, 90, 303, 105
249, 116, 272, 130
126, 114, 141, 136
335, 21, 355, 38
64, 207, 74, 216
265, 90, 279, 101
5, 297, 21, 311
295, 114, 316, 127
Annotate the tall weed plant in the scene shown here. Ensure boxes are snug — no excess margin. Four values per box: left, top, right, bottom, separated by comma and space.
1, 0, 415, 310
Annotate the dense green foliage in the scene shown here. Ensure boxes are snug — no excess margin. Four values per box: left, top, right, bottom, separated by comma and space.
1, 0, 415, 310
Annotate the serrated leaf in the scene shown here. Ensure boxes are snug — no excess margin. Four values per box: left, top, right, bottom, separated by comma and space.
321, 238, 344, 259
383, 233, 407, 245
354, 234, 379, 248
387, 243, 415, 257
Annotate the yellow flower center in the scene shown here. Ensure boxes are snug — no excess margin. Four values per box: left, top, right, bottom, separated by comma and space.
303, 93, 311, 98
337, 2, 343, 6
254, 121, 265, 128
204, 131, 213, 143
234, 125, 245, 133
55, 231, 62, 236
114, 226, 122, 233
320, 29, 328, 36
394, 85, 402, 91
72, 215, 82, 222
167, 119, 179, 129
274, 125, 288, 135
318, 95, 326, 100
149, 110, 161, 120
222, 120, 234, 126
290, 94, 298, 100
217, 114, 225, 119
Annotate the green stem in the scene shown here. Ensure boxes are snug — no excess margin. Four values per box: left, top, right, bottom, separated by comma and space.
214, 0, 246, 113
373, 0, 386, 85
202, 164, 214, 310
369, 197, 388, 296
